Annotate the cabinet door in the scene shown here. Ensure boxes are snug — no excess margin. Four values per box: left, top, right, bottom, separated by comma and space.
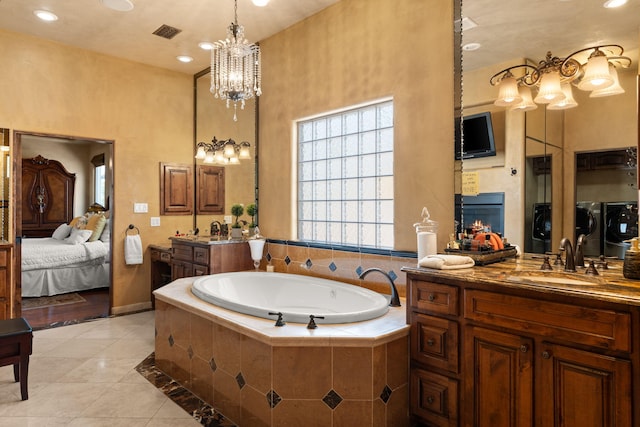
411, 312, 459, 373
410, 367, 458, 427
171, 261, 193, 280
160, 163, 193, 215
464, 326, 534, 427
196, 165, 225, 214
538, 342, 631, 427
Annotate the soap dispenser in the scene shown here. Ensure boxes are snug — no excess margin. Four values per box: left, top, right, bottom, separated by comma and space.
623, 237, 640, 279
414, 207, 438, 262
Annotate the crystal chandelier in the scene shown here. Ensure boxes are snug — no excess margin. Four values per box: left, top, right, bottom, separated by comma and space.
210, 0, 262, 121
490, 45, 631, 111
195, 137, 251, 165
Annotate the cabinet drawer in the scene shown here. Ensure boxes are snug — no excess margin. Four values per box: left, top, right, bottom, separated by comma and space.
410, 367, 458, 427
0, 249, 7, 267
193, 247, 209, 265
172, 244, 193, 262
151, 249, 171, 263
193, 264, 208, 276
411, 281, 459, 316
411, 312, 459, 373
160, 251, 171, 263
464, 289, 631, 352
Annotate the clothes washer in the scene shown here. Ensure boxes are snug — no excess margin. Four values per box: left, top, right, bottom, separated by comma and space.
575, 202, 602, 258
604, 202, 638, 259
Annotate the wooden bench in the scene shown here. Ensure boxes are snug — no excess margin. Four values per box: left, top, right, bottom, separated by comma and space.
0, 318, 33, 400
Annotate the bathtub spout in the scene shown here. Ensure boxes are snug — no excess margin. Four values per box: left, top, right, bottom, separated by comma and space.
358, 268, 401, 307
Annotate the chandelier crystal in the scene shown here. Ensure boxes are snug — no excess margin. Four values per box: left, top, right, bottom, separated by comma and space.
210, 0, 262, 121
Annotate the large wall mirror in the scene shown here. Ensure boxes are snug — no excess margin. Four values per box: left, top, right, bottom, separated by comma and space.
458, 0, 639, 259
194, 68, 258, 235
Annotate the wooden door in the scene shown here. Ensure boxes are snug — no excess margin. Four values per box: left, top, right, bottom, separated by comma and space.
538, 342, 632, 427
160, 163, 193, 215
464, 326, 534, 427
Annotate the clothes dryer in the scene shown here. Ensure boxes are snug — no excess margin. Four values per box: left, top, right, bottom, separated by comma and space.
575, 202, 602, 258
604, 202, 638, 259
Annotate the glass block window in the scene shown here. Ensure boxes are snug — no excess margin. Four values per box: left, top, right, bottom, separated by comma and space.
297, 99, 394, 249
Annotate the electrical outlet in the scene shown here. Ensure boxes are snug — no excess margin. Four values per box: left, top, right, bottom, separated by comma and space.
224, 215, 232, 224
150, 217, 160, 226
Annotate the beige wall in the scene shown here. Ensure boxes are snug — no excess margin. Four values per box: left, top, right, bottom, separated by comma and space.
0, 29, 194, 312
258, 0, 455, 252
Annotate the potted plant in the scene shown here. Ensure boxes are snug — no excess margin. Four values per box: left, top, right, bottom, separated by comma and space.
246, 203, 257, 236
230, 204, 244, 239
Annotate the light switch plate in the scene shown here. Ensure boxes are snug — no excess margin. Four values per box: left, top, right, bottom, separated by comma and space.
224, 215, 232, 224
134, 203, 148, 213
150, 217, 160, 226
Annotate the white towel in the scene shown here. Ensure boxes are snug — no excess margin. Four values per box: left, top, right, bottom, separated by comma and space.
125, 234, 143, 265
419, 254, 475, 270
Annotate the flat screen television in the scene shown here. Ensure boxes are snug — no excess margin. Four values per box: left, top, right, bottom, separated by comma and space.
455, 111, 496, 160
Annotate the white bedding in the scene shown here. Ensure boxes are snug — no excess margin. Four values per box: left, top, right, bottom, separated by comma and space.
21, 237, 108, 271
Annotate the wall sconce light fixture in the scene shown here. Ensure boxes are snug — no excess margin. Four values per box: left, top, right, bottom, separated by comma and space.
195, 136, 251, 165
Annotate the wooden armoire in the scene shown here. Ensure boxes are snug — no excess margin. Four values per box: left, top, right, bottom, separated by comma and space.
22, 155, 76, 237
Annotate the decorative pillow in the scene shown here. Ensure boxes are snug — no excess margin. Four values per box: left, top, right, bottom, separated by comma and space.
100, 219, 111, 243
52, 223, 72, 240
69, 215, 88, 229
64, 228, 92, 245
86, 214, 107, 242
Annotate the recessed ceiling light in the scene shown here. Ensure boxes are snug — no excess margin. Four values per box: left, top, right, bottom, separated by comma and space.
177, 56, 194, 63
603, 0, 627, 7
462, 43, 481, 51
33, 10, 58, 22
198, 42, 215, 51
100, 0, 134, 12
252, 0, 270, 6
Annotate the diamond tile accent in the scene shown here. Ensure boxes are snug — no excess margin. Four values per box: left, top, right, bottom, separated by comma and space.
389, 270, 398, 281
168, 334, 174, 347
380, 385, 392, 403
266, 390, 282, 408
209, 357, 217, 372
284, 256, 291, 265
329, 261, 337, 272
322, 389, 343, 410
235, 372, 246, 389
266, 252, 272, 262
187, 345, 194, 360
305, 258, 313, 269
355, 266, 363, 276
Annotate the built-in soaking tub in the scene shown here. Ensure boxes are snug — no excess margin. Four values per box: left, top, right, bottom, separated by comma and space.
191, 271, 390, 324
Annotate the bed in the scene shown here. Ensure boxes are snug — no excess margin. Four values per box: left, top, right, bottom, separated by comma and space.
21, 217, 111, 297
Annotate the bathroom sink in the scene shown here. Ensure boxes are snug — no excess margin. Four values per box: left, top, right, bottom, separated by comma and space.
506, 270, 604, 286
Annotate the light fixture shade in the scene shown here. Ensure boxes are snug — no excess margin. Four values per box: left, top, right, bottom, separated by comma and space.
238, 143, 251, 159
510, 86, 538, 111
577, 54, 613, 91
195, 146, 207, 159
494, 76, 522, 107
590, 65, 625, 97
534, 71, 565, 104
223, 141, 236, 158
548, 84, 578, 110
204, 150, 215, 164
214, 151, 226, 164
228, 155, 240, 165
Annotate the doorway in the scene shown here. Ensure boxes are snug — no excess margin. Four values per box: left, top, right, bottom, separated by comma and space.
14, 131, 114, 328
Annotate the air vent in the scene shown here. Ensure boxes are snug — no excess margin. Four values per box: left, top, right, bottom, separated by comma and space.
152, 24, 182, 40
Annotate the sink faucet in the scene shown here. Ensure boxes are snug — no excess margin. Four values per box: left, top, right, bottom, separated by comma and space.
559, 237, 576, 272
358, 267, 401, 307
575, 234, 587, 268
210, 221, 222, 237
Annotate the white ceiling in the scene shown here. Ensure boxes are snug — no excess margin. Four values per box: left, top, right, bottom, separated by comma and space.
462, 0, 640, 72
0, 0, 340, 74
0, 0, 637, 75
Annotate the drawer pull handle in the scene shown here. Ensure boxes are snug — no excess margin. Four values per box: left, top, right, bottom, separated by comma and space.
427, 396, 435, 404
520, 344, 529, 353
427, 339, 435, 347
428, 294, 435, 302
542, 351, 551, 359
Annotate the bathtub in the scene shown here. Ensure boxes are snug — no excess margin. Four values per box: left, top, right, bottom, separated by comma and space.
191, 271, 390, 324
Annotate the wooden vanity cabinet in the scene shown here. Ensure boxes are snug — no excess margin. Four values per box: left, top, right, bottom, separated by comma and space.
170, 239, 253, 280
406, 272, 637, 427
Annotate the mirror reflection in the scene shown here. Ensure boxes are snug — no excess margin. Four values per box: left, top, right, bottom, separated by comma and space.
194, 69, 257, 237
460, 0, 639, 258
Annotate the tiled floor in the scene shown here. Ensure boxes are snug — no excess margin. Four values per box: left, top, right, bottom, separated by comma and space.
0, 311, 202, 426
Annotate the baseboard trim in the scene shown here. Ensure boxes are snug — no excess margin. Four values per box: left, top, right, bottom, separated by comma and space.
112, 301, 152, 315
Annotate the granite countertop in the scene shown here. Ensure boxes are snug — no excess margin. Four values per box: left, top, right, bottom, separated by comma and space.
402, 254, 640, 306
169, 236, 249, 245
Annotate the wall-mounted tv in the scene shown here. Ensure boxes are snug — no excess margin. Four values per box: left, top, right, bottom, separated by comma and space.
455, 111, 497, 160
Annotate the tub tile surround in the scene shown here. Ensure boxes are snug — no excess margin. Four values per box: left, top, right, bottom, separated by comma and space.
263, 241, 417, 298
154, 278, 410, 426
